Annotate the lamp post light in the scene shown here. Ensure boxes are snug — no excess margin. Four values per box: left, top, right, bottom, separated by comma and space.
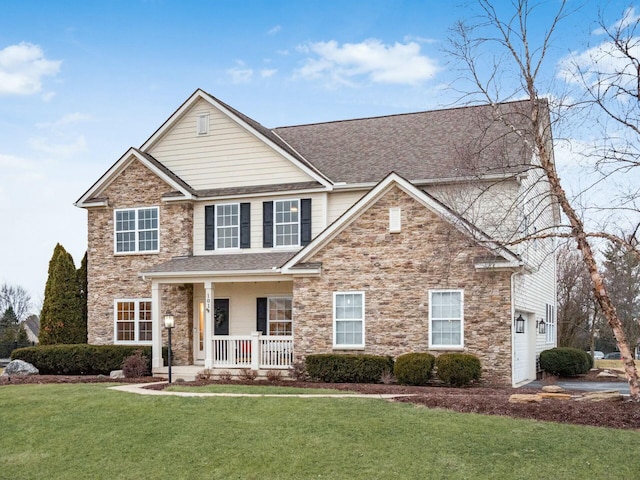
163, 313, 175, 383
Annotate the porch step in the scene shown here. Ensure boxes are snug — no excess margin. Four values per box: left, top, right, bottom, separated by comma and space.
152, 366, 292, 382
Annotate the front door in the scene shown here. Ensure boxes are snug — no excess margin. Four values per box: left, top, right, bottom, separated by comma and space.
214, 299, 229, 335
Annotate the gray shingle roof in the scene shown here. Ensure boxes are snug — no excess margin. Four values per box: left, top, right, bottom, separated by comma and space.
274, 100, 535, 184
141, 252, 296, 275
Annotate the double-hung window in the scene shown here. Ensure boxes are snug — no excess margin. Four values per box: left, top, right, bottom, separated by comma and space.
333, 292, 365, 348
268, 297, 293, 335
216, 203, 239, 249
114, 207, 159, 253
115, 299, 152, 343
275, 199, 299, 247
429, 290, 464, 348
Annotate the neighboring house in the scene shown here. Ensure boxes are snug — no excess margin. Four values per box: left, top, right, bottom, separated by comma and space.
75, 89, 558, 386
23, 315, 40, 344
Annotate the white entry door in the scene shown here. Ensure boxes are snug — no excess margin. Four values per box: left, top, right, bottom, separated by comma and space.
513, 313, 531, 384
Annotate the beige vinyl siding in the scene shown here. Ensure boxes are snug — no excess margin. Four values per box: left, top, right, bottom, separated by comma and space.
327, 190, 367, 224
426, 179, 520, 244
148, 98, 314, 189
193, 192, 327, 255
193, 282, 293, 336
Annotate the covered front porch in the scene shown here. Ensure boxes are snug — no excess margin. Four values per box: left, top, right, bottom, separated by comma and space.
141, 252, 298, 378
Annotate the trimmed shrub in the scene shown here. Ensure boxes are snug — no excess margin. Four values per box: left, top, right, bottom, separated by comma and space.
122, 350, 150, 378
11, 344, 158, 375
539, 347, 591, 377
435, 353, 481, 386
305, 354, 394, 383
394, 353, 435, 386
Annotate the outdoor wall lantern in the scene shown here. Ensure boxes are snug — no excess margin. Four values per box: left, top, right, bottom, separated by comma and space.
537, 318, 546, 335
163, 313, 175, 383
515, 314, 525, 334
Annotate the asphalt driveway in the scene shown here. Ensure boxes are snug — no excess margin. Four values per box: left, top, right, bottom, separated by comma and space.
527, 379, 630, 395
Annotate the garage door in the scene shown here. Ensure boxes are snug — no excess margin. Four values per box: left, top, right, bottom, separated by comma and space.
513, 314, 531, 384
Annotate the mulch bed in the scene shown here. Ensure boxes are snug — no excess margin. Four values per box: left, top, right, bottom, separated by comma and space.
2, 370, 639, 430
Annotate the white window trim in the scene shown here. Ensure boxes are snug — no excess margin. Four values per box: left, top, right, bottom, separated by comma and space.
114, 298, 153, 345
333, 291, 365, 349
113, 206, 160, 254
215, 202, 240, 250
267, 296, 293, 336
274, 198, 300, 248
428, 289, 464, 350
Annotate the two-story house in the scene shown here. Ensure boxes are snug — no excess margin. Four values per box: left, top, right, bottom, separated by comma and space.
75, 89, 558, 386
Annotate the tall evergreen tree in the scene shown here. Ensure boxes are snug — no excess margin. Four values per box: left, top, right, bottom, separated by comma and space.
39, 244, 83, 344
77, 252, 88, 343
0, 306, 19, 344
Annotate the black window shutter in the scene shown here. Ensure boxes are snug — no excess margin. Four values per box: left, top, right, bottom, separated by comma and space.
300, 198, 312, 246
263, 201, 273, 248
240, 202, 251, 249
256, 297, 268, 335
205, 205, 215, 250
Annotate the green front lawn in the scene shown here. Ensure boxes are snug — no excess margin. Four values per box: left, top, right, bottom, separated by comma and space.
1, 384, 637, 479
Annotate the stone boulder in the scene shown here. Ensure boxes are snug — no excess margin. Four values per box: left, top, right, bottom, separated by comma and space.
110, 370, 125, 379
1, 359, 39, 376
575, 390, 623, 403
541, 385, 566, 393
508, 394, 542, 404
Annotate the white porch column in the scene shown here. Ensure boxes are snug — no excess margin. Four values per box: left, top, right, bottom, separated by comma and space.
151, 281, 163, 369
251, 331, 261, 371
204, 281, 214, 369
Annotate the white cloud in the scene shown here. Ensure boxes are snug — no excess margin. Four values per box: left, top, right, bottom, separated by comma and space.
0, 42, 61, 95
593, 7, 640, 35
260, 69, 277, 78
295, 39, 439, 86
268, 25, 281, 35
36, 112, 92, 129
227, 61, 253, 84
29, 135, 88, 157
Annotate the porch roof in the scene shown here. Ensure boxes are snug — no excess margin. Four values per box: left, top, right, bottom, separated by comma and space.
139, 251, 297, 278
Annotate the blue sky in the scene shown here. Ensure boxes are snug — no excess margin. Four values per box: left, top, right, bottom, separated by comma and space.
0, 0, 633, 307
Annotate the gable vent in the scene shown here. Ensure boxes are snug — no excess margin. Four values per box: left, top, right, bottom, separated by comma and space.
389, 207, 401, 233
196, 113, 210, 135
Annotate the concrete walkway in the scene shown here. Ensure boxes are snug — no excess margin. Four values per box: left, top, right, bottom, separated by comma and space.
109, 382, 414, 399
526, 379, 630, 395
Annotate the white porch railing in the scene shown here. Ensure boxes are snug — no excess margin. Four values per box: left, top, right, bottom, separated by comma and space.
212, 333, 294, 370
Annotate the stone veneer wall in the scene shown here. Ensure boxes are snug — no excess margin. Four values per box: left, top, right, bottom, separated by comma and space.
293, 186, 514, 384
86, 159, 194, 364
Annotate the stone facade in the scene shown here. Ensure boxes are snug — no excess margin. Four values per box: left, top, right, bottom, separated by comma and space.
86, 159, 194, 364
293, 186, 514, 384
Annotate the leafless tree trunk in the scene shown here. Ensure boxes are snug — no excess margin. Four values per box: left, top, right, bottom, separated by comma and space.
449, 0, 640, 400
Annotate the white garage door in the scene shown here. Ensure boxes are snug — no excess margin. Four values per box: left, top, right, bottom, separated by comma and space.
513, 314, 532, 384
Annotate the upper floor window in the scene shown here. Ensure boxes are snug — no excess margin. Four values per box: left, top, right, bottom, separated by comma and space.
262, 199, 312, 248
333, 291, 365, 348
205, 203, 250, 250
216, 203, 239, 249
114, 207, 159, 253
429, 290, 464, 348
275, 199, 299, 247
115, 299, 152, 344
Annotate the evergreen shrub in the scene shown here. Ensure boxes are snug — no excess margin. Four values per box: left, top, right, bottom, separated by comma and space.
393, 352, 435, 385
539, 347, 591, 377
305, 354, 394, 383
11, 344, 158, 375
435, 353, 482, 386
